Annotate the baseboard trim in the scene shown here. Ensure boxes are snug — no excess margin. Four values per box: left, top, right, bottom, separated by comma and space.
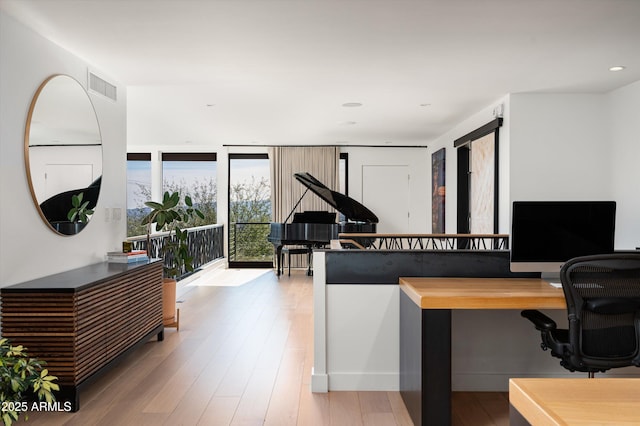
327, 372, 399, 391
311, 368, 328, 393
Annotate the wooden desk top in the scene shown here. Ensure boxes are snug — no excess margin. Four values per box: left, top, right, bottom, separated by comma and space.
399, 277, 566, 309
509, 378, 640, 425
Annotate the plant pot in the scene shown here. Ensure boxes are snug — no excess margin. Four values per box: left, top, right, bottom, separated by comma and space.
162, 277, 178, 327
50, 221, 86, 235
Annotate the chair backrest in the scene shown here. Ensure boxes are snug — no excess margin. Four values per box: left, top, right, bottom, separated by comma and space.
560, 253, 640, 370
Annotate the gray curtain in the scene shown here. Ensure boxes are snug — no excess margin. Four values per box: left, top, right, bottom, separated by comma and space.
269, 146, 340, 223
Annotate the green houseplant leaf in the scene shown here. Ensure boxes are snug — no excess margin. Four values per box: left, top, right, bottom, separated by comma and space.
66, 192, 95, 223
141, 191, 204, 278
0, 338, 59, 426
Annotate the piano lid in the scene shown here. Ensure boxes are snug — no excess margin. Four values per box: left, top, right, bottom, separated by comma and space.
294, 172, 378, 223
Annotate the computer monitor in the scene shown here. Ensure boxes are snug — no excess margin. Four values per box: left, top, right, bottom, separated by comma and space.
510, 201, 616, 281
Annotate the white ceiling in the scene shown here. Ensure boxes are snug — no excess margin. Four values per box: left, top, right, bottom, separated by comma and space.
3, 0, 640, 147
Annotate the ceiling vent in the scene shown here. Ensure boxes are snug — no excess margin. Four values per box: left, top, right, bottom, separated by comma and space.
88, 71, 117, 102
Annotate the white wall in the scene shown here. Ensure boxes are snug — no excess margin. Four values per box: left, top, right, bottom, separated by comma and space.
607, 80, 640, 249
508, 91, 640, 249
0, 12, 127, 286
509, 93, 610, 201
341, 146, 430, 233
426, 91, 637, 246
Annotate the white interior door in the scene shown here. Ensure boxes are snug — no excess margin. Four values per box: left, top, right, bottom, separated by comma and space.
45, 163, 93, 198
362, 165, 410, 233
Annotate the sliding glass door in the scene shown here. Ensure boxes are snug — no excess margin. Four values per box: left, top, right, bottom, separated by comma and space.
228, 154, 273, 268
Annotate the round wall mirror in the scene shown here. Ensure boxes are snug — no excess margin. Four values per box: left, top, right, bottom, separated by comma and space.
25, 75, 103, 235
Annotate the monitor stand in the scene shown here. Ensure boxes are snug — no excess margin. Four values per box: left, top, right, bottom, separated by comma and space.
541, 272, 561, 287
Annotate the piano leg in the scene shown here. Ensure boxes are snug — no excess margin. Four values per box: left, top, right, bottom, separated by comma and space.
275, 245, 283, 277
306, 246, 313, 276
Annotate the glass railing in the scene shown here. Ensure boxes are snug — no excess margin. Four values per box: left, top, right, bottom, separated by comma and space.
229, 222, 273, 264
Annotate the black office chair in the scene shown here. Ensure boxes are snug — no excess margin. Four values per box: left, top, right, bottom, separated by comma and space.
522, 253, 640, 377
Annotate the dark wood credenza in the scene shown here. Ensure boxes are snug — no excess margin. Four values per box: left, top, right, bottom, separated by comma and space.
0, 260, 164, 411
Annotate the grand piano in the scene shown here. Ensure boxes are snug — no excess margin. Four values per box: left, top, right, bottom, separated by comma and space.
268, 172, 378, 276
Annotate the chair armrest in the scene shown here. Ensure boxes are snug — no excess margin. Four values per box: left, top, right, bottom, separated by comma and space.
584, 298, 640, 315
521, 309, 557, 331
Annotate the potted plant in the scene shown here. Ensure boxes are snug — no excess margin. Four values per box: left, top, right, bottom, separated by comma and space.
0, 338, 59, 426
142, 191, 204, 327
67, 192, 94, 224
52, 192, 95, 235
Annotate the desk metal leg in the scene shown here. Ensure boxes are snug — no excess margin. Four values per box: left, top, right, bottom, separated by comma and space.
422, 308, 452, 425
400, 292, 423, 424
400, 291, 452, 426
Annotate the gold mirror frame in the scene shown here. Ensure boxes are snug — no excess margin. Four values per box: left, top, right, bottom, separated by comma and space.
24, 75, 103, 235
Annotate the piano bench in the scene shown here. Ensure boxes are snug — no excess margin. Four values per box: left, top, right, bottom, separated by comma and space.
281, 247, 312, 276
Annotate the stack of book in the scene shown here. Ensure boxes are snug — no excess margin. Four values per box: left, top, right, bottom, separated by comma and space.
106, 250, 149, 263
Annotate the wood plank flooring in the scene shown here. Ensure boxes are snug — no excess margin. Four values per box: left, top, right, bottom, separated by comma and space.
18, 267, 508, 425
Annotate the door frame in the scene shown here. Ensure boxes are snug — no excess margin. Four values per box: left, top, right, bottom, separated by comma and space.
454, 118, 502, 245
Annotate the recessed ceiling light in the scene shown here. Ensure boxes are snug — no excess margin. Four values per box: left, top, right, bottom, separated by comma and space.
609, 66, 626, 72
342, 102, 363, 107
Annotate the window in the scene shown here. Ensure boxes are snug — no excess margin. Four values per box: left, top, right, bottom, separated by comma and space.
161, 153, 217, 227
126, 153, 151, 237
228, 153, 272, 267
